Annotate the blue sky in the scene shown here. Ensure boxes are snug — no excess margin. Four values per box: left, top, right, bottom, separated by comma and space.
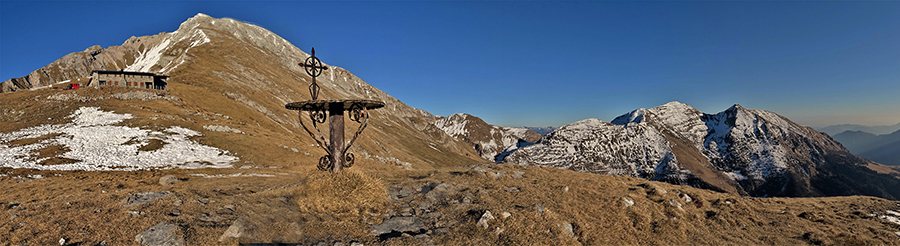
2, 1, 899, 128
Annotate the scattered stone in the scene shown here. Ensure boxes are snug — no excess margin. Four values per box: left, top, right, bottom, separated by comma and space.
122, 192, 172, 207
422, 183, 453, 203
462, 197, 472, 204
8, 203, 20, 209
370, 216, 426, 237
679, 193, 693, 203
10, 214, 17, 219
623, 197, 635, 207
168, 209, 181, 216
535, 204, 546, 215
559, 222, 575, 238
511, 171, 525, 179
159, 175, 179, 186
199, 213, 224, 223
351, 242, 364, 246
564, 186, 569, 192
477, 211, 495, 229
59, 238, 66, 245
651, 187, 667, 195
490, 171, 507, 179
501, 211, 511, 219
503, 187, 520, 193
127, 210, 144, 217
494, 227, 504, 235
473, 167, 488, 175
135, 222, 185, 246
894, 231, 900, 238
334, 242, 346, 246
668, 200, 684, 210
203, 125, 244, 134
194, 197, 210, 205
173, 200, 183, 206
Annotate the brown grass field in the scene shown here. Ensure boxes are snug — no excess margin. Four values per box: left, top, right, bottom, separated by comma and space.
2, 86, 900, 245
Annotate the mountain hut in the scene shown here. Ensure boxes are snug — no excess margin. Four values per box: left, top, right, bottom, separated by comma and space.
88, 70, 168, 90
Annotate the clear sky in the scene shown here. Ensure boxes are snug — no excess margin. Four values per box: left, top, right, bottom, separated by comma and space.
2, 1, 899, 128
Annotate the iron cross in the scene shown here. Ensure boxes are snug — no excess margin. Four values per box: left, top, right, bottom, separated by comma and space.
298, 47, 329, 100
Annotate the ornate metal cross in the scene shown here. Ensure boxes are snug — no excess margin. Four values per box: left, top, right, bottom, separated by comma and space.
297, 47, 328, 100
286, 47, 384, 173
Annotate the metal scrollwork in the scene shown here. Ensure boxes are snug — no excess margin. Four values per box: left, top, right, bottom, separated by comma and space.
318, 155, 333, 171
349, 103, 366, 123
344, 153, 355, 168
309, 104, 327, 124
343, 103, 369, 160
298, 111, 331, 162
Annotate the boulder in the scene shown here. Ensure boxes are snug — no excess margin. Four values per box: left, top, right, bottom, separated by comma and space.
623, 197, 635, 207
159, 175, 179, 186
135, 222, 184, 246
476, 210, 495, 229
370, 216, 426, 236
123, 192, 172, 207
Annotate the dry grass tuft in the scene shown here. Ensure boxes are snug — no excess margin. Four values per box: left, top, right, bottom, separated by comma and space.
295, 170, 388, 220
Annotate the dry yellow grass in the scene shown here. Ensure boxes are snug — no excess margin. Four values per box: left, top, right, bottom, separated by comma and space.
295, 170, 389, 220
3, 66, 900, 246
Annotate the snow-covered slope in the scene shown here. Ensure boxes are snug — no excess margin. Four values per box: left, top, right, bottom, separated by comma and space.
0, 107, 236, 170
507, 101, 900, 198
434, 113, 542, 161
506, 118, 692, 181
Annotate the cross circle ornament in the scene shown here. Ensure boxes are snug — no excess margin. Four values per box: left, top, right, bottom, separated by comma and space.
304, 55, 325, 77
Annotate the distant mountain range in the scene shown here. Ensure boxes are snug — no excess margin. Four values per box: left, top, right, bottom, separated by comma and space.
833, 130, 900, 165
819, 123, 900, 136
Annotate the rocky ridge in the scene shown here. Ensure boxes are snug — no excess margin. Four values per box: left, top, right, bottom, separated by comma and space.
433, 113, 542, 161
506, 101, 900, 199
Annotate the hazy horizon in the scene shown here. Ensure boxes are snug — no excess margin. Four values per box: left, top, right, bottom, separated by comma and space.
2, 1, 898, 128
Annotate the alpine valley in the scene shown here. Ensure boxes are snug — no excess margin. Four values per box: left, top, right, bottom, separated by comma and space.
3, 14, 900, 245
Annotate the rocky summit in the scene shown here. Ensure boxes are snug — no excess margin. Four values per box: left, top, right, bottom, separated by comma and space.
3, 13, 900, 245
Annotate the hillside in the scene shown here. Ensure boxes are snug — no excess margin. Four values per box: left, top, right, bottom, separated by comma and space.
506, 102, 900, 199
834, 130, 900, 166
4, 13, 900, 245
1, 13, 482, 172
833, 130, 879, 152
820, 123, 900, 136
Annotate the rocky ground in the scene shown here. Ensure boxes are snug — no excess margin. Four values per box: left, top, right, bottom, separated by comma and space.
3, 162, 900, 245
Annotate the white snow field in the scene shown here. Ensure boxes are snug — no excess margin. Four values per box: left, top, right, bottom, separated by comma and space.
0, 107, 238, 171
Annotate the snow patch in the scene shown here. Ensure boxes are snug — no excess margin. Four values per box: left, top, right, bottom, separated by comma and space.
874, 210, 900, 225
0, 107, 238, 171
127, 38, 171, 72
723, 170, 747, 181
